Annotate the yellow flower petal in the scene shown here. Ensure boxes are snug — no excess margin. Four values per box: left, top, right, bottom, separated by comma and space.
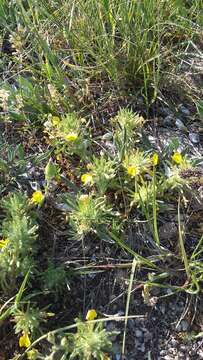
64, 132, 78, 141
127, 166, 139, 177
31, 191, 44, 204
152, 153, 159, 166
86, 309, 97, 321
172, 152, 183, 164
0, 238, 10, 247
19, 332, 31, 348
56, 153, 62, 161
52, 116, 61, 126
81, 173, 94, 185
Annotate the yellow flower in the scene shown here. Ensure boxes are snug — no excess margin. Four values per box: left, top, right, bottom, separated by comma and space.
0, 238, 10, 247
127, 166, 139, 177
81, 173, 94, 185
86, 309, 97, 321
152, 153, 159, 166
64, 132, 78, 141
104, 355, 111, 360
172, 152, 183, 164
19, 332, 31, 348
31, 191, 44, 204
52, 116, 61, 126
79, 194, 89, 203
56, 153, 62, 161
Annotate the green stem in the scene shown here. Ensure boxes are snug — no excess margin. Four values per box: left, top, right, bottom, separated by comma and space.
152, 166, 160, 245
178, 197, 190, 278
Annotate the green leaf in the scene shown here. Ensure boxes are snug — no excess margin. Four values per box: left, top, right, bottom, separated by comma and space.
196, 100, 203, 121
45, 159, 58, 182
0, 158, 9, 172
15, 270, 30, 307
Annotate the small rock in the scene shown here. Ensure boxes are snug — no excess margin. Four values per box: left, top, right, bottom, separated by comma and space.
166, 288, 173, 295
180, 344, 187, 351
148, 135, 156, 144
176, 319, 190, 332
175, 118, 188, 132
179, 105, 190, 116
163, 114, 174, 126
197, 349, 203, 359
102, 132, 113, 140
144, 330, 152, 341
181, 319, 190, 332
178, 353, 186, 360
159, 222, 177, 241
162, 107, 173, 116
189, 132, 200, 143
135, 329, 143, 338
168, 348, 177, 355
164, 165, 173, 177
55, 203, 69, 211
169, 338, 178, 347
128, 319, 136, 332
151, 286, 160, 296
160, 350, 167, 356
159, 304, 166, 314
137, 96, 144, 105
115, 354, 122, 360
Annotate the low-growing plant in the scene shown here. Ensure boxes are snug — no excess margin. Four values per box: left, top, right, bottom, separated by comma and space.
13, 304, 44, 340
130, 181, 155, 210
44, 112, 89, 159
123, 149, 152, 178
0, 192, 38, 290
63, 193, 114, 240
42, 262, 67, 295
0, 137, 28, 190
45, 313, 116, 360
86, 155, 117, 194
112, 109, 145, 158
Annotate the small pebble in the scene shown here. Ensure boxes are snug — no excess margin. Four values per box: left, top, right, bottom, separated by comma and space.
175, 118, 188, 132
102, 132, 113, 140
197, 350, 203, 359
160, 350, 167, 356
163, 114, 174, 126
137, 96, 144, 105
159, 304, 166, 314
178, 353, 185, 360
169, 338, 178, 347
179, 105, 190, 116
181, 319, 190, 332
115, 354, 122, 360
135, 329, 143, 338
148, 135, 156, 144
189, 132, 200, 143
140, 343, 145, 353
180, 344, 187, 351
170, 304, 176, 311
176, 319, 189, 332
162, 107, 173, 116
